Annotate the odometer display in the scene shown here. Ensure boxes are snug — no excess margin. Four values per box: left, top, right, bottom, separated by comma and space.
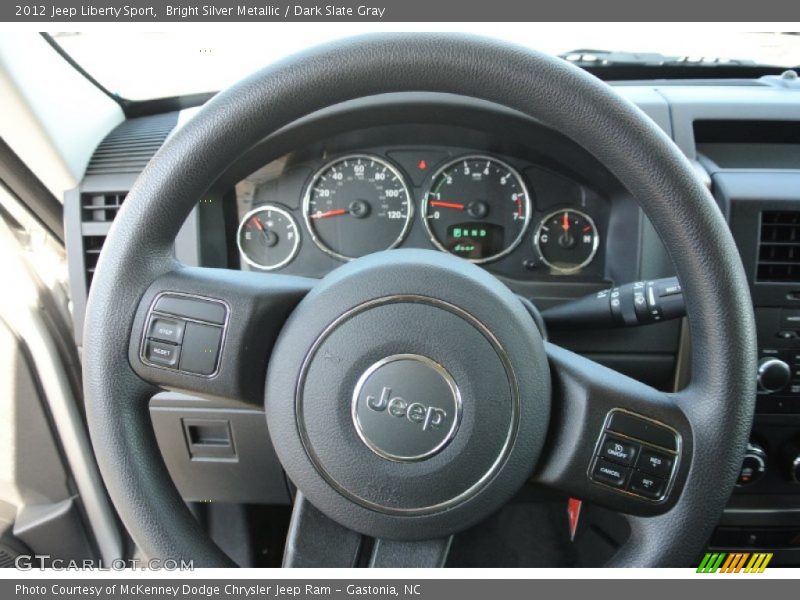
303, 155, 413, 261
423, 156, 531, 263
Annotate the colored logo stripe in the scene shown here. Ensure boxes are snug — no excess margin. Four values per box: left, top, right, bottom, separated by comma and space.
744, 552, 773, 573
697, 553, 726, 573
720, 553, 750, 573
697, 552, 773, 573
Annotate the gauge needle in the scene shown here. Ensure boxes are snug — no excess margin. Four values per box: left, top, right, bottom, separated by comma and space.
311, 208, 348, 219
429, 200, 465, 210
250, 216, 270, 240
251, 216, 275, 245
561, 212, 570, 231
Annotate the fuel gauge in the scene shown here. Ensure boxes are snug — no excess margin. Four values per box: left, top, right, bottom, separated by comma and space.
237, 204, 300, 270
533, 208, 599, 274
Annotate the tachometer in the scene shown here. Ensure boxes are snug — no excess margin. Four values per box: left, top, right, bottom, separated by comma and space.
237, 204, 300, 271
422, 156, 531, 263
303, 155, 413, 261
533, 208, 599, 274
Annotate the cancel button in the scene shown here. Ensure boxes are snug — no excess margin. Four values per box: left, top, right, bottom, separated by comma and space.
600, 436, 639, 466
592, 458, 631, 488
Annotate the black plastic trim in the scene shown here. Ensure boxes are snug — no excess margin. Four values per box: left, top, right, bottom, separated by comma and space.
0, 138, 63, 243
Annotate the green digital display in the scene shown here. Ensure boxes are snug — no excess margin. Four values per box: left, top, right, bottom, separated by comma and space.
446, 222, 505, 259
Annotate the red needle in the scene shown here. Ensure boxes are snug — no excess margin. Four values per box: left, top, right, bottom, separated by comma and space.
430, 200, 465, 210
250, 216, 265, 231
311, 208, 347, 219
561, 212, 570, 231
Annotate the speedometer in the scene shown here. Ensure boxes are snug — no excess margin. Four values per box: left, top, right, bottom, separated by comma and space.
422, 156, 531, 263
302, 155, 413, 261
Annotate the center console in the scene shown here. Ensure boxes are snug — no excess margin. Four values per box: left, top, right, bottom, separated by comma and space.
700, 123, 800, 563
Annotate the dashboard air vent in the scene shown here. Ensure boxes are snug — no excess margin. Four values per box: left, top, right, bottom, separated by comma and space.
81, 192, 126, 222
82, 235, 105, 291
758, 211, 800, 282
66, 110, 181, 346
85, 112, 178, 176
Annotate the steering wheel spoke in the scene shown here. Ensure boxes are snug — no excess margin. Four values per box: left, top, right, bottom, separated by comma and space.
533, 342, 692, 517
283, 493, 451, 568
129, 266, 314, 403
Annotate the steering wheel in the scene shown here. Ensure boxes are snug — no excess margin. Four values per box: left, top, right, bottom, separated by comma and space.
83, 34, 756, 568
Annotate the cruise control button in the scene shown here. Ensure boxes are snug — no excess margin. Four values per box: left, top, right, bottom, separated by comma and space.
591, 458, 630, 488
145, 340, 180, 368
637, 448, 673, 477
600, 437, 639, 466
148, 317, 185, 344
629, 470, 666, 499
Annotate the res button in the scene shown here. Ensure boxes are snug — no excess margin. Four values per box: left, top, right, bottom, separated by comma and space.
637, 448, 673, 478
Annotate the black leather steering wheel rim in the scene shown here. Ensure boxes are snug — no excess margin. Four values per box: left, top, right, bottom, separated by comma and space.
83, 33, 756, 567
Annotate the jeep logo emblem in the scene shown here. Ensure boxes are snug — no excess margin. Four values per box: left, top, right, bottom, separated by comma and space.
352, 354, 462, 462
366, 387, 448, 431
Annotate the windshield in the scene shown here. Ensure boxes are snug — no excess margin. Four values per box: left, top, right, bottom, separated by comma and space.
51, 27, 800, 101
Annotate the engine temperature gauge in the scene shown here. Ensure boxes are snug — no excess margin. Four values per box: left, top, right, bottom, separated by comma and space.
237, 204, 300, 271
533, 209, 599, 274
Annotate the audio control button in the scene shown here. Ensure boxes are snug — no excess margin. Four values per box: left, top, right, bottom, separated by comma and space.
145, 340, 180, 368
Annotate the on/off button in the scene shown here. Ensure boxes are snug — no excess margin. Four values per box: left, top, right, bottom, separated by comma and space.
600, 436, 639, 466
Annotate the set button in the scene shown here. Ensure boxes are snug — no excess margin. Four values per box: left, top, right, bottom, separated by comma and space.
629, 470, 666, 499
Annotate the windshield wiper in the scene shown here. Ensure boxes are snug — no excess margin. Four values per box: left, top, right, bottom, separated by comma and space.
559, 49, 757, 67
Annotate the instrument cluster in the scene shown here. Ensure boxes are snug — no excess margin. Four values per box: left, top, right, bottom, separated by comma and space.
235, 149, 607, 279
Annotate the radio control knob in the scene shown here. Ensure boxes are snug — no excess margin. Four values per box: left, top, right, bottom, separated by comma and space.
783, 443, 800, 484
757, 357, 791, 393
790, 455, 800, 484
737, 442, 767, 487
